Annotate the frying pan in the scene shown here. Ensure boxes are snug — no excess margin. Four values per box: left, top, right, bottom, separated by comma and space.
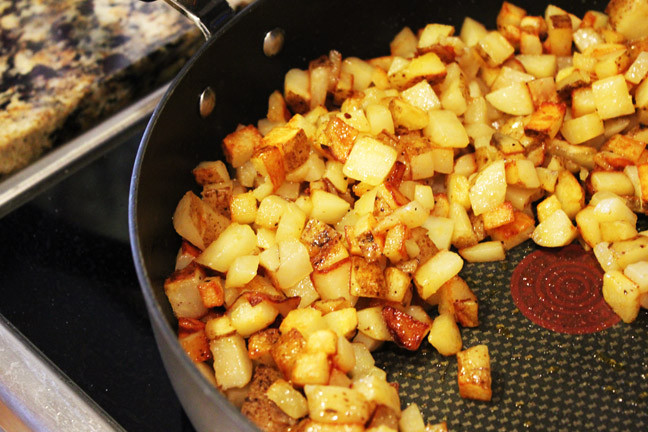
129, 0, 648, 431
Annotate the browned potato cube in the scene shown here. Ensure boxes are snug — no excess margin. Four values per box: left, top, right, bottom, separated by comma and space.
173, 191, 230, 250
382, 305, 430, 350
197, 276, 225, 308
252, 145, 286, 191
178, 329, 211, 363
222, 125, 263, 168
524, 102, 566, 139
319, 117, 359, 163
164, 262, 208, 319
349, 256, 388, 298
601, 134, 647, 163
262, 125, 310, 172
271, 328, 306, 380
487, 210, 535, 250
457, 345, 492, 401
438, 276, 479, 327
248, 328, 281, 365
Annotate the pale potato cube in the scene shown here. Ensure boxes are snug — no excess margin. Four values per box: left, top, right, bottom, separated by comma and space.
624, 261, 648, 292
276, 238, 314, 289
602, 270, 641, 323
323, 308, 358, 338
366, 103, 395, 135
424, 110, 470, 148
280, 307, 327, 339
561, 112, 604, 144
516, 54, 557, 78
422, 216, 455, 250
460, 17, 488, 47
600, 220, 638, 242
357, 307, 392, 341
607, 0, 648, 40
256, 194, 289, 228
304, 385, 371, 424
292, 351, 331, 385
555, 170, 585, 219
469, 160, 507, 216
333, 335, 356, 373
593, 195, 637, 225
205, 314, 236, 339
457, 345, 492, 401
391, 26, 417, 58
590, 171, 636, 196
266, 379, 309, 419
196, 223, 257, 272
428, 313, 462, 356
353, 374, 401, 415
532, 209, 578, 247
610, 236, 648, 268
592, 75, 635, 120
576, 206, 602, 248
485, 83, 534, 115
414, 250, 464, 299
312, 260, 357, 304
390, 98, 429, 131
536, 195, 562, 223
478, 31, 515, 66
459, 241, 506, 262
401, 80, 441, 112
343, 136, 398, 185
224, 255, 259, 289
310, 190, 351, 225
210, 334, 253, 390
228, 296, 278, 338
399, 404, 426, 432
625, 51, 648, 84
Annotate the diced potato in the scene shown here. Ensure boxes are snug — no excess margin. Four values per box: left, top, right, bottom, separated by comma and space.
624, 261, 648, 292
343, 136, 398, 185
414, 250, 464, 299
607, 0, 648, 41
391, 26, 417, 57
210, 334, 253, 390
304, 385, 371, 424
424, 110, 470, 148
602, 270, 641, 323
532, 208, 578, 247
456, 345, 492, 401
292, 351, 331, 385
357, 306, 392, 341
225, 255, 259, 289
276, 238, 314, 289
229, 296, 278, 338
592, 75, 635, 120
399, 403, 426, 432
266, 379, 309, 419
428, 313, 462, 356
312, 260, 357, 304
469, 160, 507, 215
164, 263, 208, 319
590, 171, 635, 196
485, 83, 534, 115
478, 31, 515, 66
223, 125, 263, 168
353, 374, 401, 415
285, 68, 311, 114
173, 191, 230, 251
561, 112, 604, 144
459, 240, 506, 262
323, 308, 358, 338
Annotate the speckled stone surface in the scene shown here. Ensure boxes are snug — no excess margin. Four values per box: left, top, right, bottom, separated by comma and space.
0, 0, 202, 176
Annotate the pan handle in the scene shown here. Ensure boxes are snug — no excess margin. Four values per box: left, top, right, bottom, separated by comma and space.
142, 0, 234, 39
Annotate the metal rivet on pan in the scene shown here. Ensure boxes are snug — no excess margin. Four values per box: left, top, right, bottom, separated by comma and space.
263, 28, 285, 57
199, 87, 215, 118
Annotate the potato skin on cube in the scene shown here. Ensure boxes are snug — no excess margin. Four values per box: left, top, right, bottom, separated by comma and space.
457, 344, 492, 401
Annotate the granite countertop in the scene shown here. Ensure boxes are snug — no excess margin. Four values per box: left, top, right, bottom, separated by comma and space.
0, 0, 203, 176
